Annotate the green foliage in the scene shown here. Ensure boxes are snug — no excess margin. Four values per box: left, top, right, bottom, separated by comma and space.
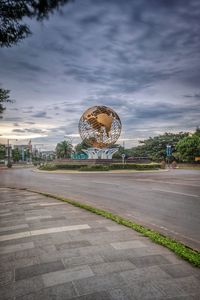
0, 0, 70, 47
0, 88, 12, 114
75, 140, 89, 154
79, 165, 110, 171
56, 140, 73, 159
0, 144, 6, 159
39, 162, 160, 171
112, 145, 126, 159
7, 161, 12, 168
175, 133, 200, 162
128, 132, 189, 161
39, 163, 88, 170
39, 163, 57, 170
109, 163, 160, 170
28, 189, 200, 267
12, 148, 21, 162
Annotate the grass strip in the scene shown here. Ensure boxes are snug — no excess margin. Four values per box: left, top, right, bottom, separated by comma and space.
7, 187, 200, 267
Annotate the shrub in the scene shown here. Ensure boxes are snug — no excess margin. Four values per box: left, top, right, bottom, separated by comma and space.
7, 162, 12, 168
109, 163, 160, 170
171, 161, 177, 169
39, 162, 160, 171
54, 163, 88, 170
160, 161, 166, 169
79, 165, 109, 171
39, 163, 57, 171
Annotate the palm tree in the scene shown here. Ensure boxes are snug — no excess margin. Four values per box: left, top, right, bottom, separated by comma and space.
56, 140, 73, 159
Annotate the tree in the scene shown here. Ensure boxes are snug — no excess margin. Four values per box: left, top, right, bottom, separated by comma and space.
0, 0, 71, 47
0, 88, 12, 115
175, 134, 200, 162
127, 132, 189, 161
0, 144, 6, 160
56, 140, 73, 158
112, 144, 126, 159
12, 147, 21, 162
75, 140, 89, 154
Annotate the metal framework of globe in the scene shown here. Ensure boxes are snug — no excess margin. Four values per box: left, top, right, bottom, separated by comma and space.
79, 106, 121, 149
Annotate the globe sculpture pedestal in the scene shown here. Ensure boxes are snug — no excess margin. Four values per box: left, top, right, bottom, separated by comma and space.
82, 147, 118, 159
79, 106, 122, 160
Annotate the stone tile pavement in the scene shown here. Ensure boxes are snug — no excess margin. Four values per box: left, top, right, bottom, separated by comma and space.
0, 187, 199, 300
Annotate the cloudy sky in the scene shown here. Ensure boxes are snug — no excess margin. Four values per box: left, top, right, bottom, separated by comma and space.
0, 0, 200, 150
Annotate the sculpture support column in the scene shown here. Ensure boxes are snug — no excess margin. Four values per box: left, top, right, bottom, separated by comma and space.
82, 148, 118, 159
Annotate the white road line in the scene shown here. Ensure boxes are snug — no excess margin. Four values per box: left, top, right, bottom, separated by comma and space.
91, 181, 118, 186
0, 224, 90, 242
152, 188, 200, 198
135, 179, 200, 187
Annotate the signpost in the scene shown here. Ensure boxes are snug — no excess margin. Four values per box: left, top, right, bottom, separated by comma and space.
166, 145, 172, 167
122, 153, 125, 168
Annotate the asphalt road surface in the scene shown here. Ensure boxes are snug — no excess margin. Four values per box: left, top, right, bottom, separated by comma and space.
0, 168, 200, 250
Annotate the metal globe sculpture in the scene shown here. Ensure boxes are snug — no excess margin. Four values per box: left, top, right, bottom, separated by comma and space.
79, 106, 121, 148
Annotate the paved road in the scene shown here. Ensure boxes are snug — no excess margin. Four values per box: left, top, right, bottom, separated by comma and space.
0, 168, 200, 250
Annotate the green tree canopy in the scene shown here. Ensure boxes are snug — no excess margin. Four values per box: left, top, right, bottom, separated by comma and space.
12, 147, 21, 162
75, 140, 89, 154
0, 144, 6, 160
175, 133, 200, 162
0, 0, 70, 47
127, 132, 189, 161
56, 140, 73, 158
0, 88, 12, 115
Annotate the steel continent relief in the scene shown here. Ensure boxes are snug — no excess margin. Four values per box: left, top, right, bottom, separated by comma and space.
79, 106, 122, 148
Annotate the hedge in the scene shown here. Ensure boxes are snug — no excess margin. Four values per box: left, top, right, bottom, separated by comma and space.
39, 162, 161, 171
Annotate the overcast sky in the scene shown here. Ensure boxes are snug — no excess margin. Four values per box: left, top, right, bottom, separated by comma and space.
0, 0, 200, 149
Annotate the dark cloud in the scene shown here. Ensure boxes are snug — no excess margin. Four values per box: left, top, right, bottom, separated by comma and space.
12, 128, 47, 134
24, 121, 36, 125
10, 108, 19, 111
184, 93, 200, 99
12, 129, 26, 133
0, 0, 200, 148
31, 111, 47, 118
25, 128, 47, 134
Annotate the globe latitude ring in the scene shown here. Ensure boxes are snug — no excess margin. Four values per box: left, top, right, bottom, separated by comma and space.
79, 106, 122, 148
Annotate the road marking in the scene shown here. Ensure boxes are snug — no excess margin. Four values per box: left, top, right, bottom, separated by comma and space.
152, 188, 200, 198
91, 181, 119, 186
135, 179, 200, 187
0, 224, 90, 242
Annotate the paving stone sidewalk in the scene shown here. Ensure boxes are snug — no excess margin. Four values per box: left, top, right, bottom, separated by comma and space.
0, 187, 199, 300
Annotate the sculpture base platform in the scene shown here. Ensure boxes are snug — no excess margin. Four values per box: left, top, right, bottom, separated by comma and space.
82, 148, 118, 159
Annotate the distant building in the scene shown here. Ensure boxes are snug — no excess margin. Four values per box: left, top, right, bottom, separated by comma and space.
13, 144, 31, 161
